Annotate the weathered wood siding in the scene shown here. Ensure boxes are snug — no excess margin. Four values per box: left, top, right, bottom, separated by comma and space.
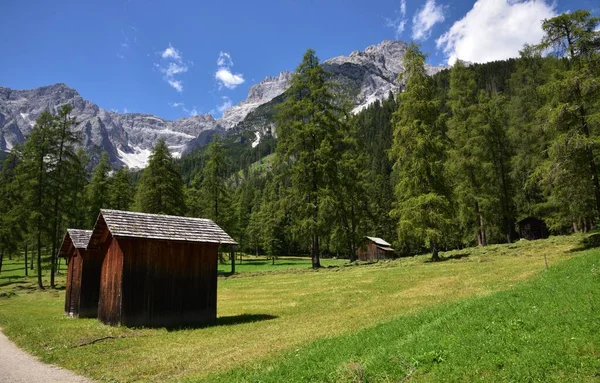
118, 238, 218, 327
78, 249, 104, 318
65, 252, 82, 316
98, 237, 124, 326
358, 242, 392, 261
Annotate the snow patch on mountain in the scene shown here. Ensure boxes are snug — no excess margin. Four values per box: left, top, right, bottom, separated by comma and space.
117, 146, 152, 169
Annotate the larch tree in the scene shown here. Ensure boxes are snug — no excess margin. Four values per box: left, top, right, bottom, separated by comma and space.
134, 139, 186, 216
389, 43, 452, 261
108, 167, 134, 211
534, 10, 600, 230
86, 152, 112, 226
0, 152, 24, 274
275, 48, 347, 268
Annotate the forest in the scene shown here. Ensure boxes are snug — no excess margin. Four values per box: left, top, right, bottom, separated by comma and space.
0, 10, 598, 282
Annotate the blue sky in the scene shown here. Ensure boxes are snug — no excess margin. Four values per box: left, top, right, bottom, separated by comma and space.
0, 0, 597, 120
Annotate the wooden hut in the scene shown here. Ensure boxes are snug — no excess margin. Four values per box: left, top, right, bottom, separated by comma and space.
88, 209, 237, 328
358, 237, 395, 261
59, 229, 101, 318
518, 217, 549, 240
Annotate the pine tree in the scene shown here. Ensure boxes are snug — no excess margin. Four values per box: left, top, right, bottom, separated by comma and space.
534, 10, 600, 229
134, 140, 186, 215
275, 48, 348, 268
16, 111, 56, 289
446, 60, 496, 246
198, 136, 232, 229
86, 152, 111, 226
390, 43, 452, 261
0, 152, 24, 274
108, 167, 134, 211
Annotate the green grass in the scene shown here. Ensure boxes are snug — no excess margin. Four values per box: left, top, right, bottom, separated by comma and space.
202, 247, 600, 382
0, 234, 594, 382
217, 255, 348, 274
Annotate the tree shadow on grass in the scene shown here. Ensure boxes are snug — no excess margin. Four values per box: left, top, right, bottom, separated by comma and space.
164, 314, 278, 331
426, 252, 471, 263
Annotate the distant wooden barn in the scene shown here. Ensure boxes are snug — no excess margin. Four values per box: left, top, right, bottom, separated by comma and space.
358, 237, 395, 261
59, 229, 101, 318
518, 217, 549, 240
88, 209, 237, 328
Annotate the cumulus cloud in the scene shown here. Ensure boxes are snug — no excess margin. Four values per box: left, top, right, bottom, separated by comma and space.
436, 0, 557, 65
156, 43, 189, 92
412, 0, 445, 41
385, 0, 408, 38
217, 96, 233, 113
215, 51, 245, 90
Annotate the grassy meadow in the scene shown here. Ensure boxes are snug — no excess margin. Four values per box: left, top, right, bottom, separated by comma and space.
0, 234, 598, 382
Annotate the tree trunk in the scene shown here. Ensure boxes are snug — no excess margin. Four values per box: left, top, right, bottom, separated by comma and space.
230, 248, 235, 274
0, 249, 4, 274
24, 243, 28, 277
30, 243, 34, 270
431, 243, 440, 262
36, 232, 44, 289
311, 233, 321, 269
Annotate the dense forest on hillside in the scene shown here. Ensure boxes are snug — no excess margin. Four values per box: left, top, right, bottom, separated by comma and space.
1, 10, 599, 281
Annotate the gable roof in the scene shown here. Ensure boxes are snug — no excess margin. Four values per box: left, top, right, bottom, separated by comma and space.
365, 236, 392, 247
58, 229, 93, 257
91, 209, 237, 246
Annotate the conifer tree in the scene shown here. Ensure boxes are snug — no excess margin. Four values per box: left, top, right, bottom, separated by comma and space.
134, 140, 186, 215
86, 152, 111, 226
108, 167, 134, 211
535, 10, 600, 228
390, 43, 451, 261
275, 48, 347, 268
0, 152, 24, 274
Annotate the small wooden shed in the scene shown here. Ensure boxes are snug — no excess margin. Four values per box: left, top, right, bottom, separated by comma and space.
88, 209, 237, 328
59, 229, 101, 318
518, 217, 549, 240
358, 236, 395, 261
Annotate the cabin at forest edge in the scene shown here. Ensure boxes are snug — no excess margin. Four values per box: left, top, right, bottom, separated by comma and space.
59, 229, 100, 318
358, 236, 395, 261
87, 209, 237, 328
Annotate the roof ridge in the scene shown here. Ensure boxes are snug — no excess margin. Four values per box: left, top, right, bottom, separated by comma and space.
100, 209, 213, 222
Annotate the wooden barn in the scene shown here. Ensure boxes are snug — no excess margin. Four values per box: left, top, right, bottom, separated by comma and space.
358, 236, 395, 261
88, 209, 237, 328
518, 217, 549, 240
59, 229, 101, 318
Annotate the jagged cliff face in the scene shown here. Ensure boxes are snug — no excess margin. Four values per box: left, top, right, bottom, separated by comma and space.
0, 40, 444, 168
0, 84, 221, 167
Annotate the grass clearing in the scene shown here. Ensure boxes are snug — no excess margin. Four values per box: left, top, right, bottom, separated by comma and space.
0, 234, 592, 382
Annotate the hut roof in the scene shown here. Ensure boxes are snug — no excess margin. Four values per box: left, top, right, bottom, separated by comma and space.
58, 229, 93, 257
91, 209, 237, 246
365, 236, 392, 247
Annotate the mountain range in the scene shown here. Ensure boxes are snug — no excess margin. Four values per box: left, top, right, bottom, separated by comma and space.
0, 40, 444, 168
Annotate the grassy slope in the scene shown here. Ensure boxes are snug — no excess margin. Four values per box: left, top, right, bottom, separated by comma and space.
203, 247, 600, 383
0, 235, 592, 382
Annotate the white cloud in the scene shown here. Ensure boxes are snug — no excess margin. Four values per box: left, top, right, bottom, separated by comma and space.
217, 97, 233, 113
162, 44, 182, 60
215, 68, 245, 89
169, 102, 199, 117
436, 0, 556, 65
123, 108, 129, 113
217, 51, 233, 67
156, 43, 189, 92
412, 0, 445, 41
385, 0, 408, 38
215, 52, 245, 90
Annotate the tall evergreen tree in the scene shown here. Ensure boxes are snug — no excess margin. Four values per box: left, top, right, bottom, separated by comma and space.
0, 152, 24, 274
275, 48, 348, 268
535, 10, 600, 229
86, 152, 111, 226
134, 140, 186, 215
390, 43, 452, 261
108, 167, 134, 211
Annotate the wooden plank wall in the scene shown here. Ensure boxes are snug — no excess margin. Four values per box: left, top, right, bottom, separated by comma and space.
65, 252, 82, 316
119, 238, 218, 328
98, 237, 124, 326
78, 249, 104, 318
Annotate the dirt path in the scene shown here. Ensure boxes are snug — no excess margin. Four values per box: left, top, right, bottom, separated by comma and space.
0, 330, 93, 383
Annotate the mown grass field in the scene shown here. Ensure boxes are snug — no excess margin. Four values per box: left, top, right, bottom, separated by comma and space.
0, 234, 597, 382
